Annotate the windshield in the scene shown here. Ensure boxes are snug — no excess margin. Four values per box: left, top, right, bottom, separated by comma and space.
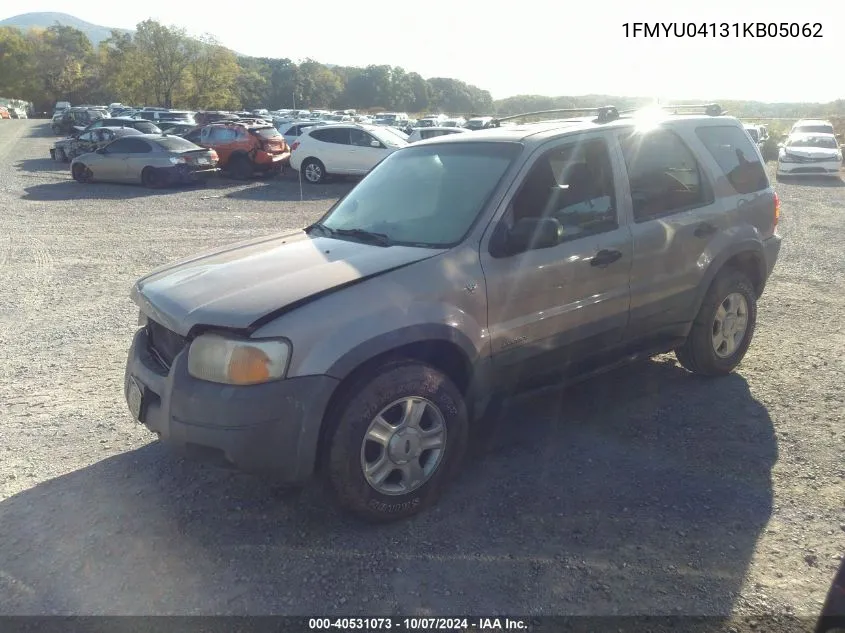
377, 127, 409, 145
134, 121, 162, 134
251, 127, 282, 139
744, 128, 759, 142
154, 136, 202, 151
787, 136, 838, 149
793, 124, 834, 134
317, 142, 520, 247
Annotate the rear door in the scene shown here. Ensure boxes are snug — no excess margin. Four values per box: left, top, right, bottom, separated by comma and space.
614, 124, 731, 343
308, 127, 354, 173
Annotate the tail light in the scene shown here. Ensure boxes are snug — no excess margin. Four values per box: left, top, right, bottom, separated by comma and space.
290, 141, 300, 151
773, 191, 780, 228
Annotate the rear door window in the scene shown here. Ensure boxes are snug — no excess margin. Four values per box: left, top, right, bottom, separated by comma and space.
695, 125, 768, 194
619, 128, 707, 221
310, 128, 351, 144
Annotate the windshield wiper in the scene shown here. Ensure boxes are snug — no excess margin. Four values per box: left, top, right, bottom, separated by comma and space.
305, 223, 392, 246
333, 228, 392, 246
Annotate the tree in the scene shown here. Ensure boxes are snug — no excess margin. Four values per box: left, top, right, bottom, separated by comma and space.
0, 27, 33, 99
186, 35, 240, 110
133, 20, 197, 108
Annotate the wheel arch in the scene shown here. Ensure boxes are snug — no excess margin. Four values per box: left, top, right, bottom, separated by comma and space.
692, 240, 766, 319
313, 328, 482, 473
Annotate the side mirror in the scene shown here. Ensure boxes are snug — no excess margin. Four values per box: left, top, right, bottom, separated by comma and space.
490, 217, 562, 256
96, 148, 107, 155
370, 140, 381, 148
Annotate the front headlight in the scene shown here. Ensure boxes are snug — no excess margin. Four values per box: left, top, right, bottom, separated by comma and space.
187, 334, 291, 385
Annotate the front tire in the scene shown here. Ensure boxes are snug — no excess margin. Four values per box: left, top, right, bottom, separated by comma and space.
324, 360, 469, 522
675, 269, 757, 376
56, 148, 67, 163
71, 163, 92, 183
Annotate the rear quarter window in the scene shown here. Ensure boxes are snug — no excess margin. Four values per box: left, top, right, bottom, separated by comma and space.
695, 125, 768, 195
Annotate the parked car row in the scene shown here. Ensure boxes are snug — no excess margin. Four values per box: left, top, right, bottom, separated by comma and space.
50, 115, 292, 187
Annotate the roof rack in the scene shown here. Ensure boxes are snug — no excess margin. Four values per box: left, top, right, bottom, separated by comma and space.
490, 106, 620, 127
620, 103, 727, 116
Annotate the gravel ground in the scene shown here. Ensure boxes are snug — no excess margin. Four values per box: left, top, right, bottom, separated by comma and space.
0, 119, 842, 624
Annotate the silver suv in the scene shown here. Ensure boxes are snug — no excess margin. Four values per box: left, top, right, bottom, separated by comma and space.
124, 104, 782, 521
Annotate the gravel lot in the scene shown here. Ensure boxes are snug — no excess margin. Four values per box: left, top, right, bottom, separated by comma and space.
0, 119, 842, 624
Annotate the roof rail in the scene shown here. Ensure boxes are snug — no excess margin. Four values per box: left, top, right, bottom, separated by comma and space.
490, 106, 620, 127
621, 103, 727, 117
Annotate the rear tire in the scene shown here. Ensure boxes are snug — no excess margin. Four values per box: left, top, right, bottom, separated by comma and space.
323, 360, 469, 522
141, 167, 162, 189
675, 269, 757, 376
229, 155, 253, 180
301, 158, 326, 184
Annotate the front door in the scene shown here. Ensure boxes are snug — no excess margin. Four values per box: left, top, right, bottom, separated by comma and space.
479, 133, 633, 386
348, 129, 390, 173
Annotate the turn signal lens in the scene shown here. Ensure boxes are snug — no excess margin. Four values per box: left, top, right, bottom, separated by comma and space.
773, 191, 780, 228
228, 346, 271, 384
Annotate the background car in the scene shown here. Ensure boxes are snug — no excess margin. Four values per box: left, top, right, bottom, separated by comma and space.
71, 134, 219, 188
790, 119, 836, 135
275, 119, 329, 147
289, 123, 409, 183
51, 126, 145, 162
82, 118, 163, 134
464, 116, 495, 130
406, 126, 470, 143
777, 133, 842, 179
440, 117, 466, 127
52, 107, 108, 135
135, 110, 196, 125
0, 107, 10, 120
158, 121, 198, 135
196, 121, 290, 179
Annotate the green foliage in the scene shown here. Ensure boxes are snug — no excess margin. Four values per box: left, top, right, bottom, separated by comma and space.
3, 20, 844, 120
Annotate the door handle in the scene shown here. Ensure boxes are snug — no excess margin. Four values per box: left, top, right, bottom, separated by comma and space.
694, 222, 718, 238
590, 249, 623, 267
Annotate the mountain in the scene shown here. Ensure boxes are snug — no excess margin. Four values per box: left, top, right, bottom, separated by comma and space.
0, 12, 131, 46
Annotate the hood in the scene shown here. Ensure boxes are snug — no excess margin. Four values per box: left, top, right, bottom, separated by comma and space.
131, 229, 443, 336
782, 146, 840, 159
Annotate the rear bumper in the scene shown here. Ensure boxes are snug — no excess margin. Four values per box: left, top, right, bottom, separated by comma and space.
163, 165, 220, 183
777, 160, 841, 176
124, 327, 339, 482
763, 234, 782, 281
256, 150, 292, 170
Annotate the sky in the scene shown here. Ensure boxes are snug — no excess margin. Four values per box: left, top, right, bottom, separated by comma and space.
1, 0, 841, 103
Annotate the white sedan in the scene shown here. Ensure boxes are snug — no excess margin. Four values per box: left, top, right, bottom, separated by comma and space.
777, 133, 842, 179
289, 123, 408, 184
407, 126, 470, 143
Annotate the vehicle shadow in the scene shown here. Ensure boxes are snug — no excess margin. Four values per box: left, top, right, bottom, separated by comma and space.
26, 121, 58, 138
17, 157, 69, 175
223, 173, 355, 202
777, 175, 844, 187
0, 358, 775, 618
21, 180, 208, 201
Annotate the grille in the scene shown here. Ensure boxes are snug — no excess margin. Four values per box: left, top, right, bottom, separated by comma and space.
791, 167, 827, 174
147, 320, 188, 368
786, 153, 835, 163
